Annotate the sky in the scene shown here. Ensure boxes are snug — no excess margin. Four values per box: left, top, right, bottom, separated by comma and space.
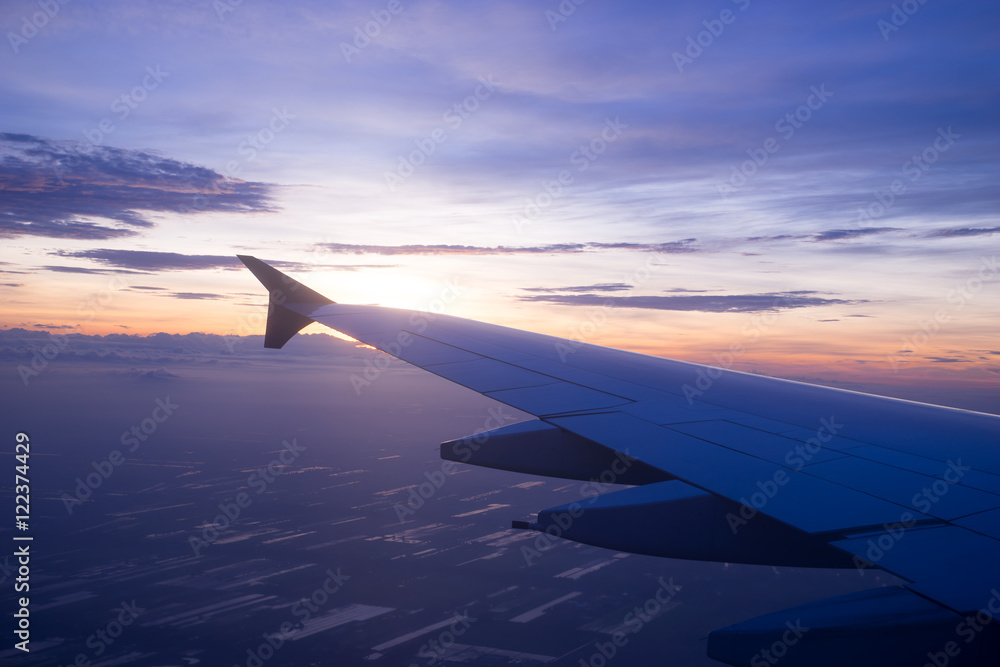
0, 331, 903, 665
1, 3, 999, 664
2, 0, 999, 400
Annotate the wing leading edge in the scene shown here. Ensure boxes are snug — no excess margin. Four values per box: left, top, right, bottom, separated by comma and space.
238, 256, 1000, 666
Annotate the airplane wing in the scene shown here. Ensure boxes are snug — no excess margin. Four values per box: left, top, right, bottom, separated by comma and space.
238, 255, 1000, 666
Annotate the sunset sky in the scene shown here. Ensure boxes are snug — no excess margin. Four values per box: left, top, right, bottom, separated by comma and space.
2, 0, 998, 396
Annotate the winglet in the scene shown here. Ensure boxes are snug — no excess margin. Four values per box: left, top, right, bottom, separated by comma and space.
237, 255, 334, 349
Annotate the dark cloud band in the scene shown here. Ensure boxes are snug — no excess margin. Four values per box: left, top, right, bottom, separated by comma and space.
0, 133, 277, 240
519, 291, 864, 313
315, 240, 698, 255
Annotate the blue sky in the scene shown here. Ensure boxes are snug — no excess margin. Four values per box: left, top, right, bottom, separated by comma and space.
2, 0, 999, 394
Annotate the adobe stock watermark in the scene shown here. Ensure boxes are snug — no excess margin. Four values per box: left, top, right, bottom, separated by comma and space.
854, 126, 959, 228
408, 612, 476, 665
188, 438, 306, 556
877, 0, 931, 41
716, 84, 833, 199
394, 405, 517, 522
672, 0, 751, 73
64, 600, 145, 666
920, 588, 1000, 667
340, 0, 405, 63
578, 451, 640, 502
7, 0, 70, 54
555, 253, 670, 362
520, 449, 637, 566
349, 279, 461, 394
61, 396, 180, 514
886, 254, 996, 371
749, 619, 809, 666
384, 75, 501, 192
725, 417, 844, 535
234, 567, 350, 667
231, 107, 296, 174
680, 298, 786, 405
188, 107, 295, 213
0, 555, 16, 587
511, 117, 628, 232
577, 577, 682, 667
82, 65, 170, 146
852, 459, 969, 575
16, 330, 71, 386
545, 0, 588, 31
213, 0, 244, 21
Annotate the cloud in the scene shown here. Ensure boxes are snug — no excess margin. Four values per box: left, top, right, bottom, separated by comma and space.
925, 356, 971, 363
590, 241, 698, 253
811, 228, 900, 242
1, 219, 138, 241
0, 133, 278, 240
315, 240, 698, 256
518, 291, 865, 313
110, 368, 181, 380
320, 243, 586, 256
804, 225, 1000, 246
0, 327, 357, 367
924, 227, 1000, 238
745, 235, 805, 242
56, 249, 242, 272
52, 249, 398, 273
168, 292, 226, 300
41, 264, 147, 275
521, 283, 632, 293
310, 229, 991, 266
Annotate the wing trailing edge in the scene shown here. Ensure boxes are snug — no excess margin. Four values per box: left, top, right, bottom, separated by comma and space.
708, 586, 995, 667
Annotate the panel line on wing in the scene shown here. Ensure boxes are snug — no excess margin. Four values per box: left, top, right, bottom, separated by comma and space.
548, 411, 937, 535
397, 331, 639, 405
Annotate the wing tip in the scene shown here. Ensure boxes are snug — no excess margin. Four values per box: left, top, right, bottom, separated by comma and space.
236, 255, 334, 349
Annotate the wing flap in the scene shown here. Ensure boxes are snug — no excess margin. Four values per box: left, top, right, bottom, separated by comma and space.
707, 586, 974, 667
834, 525, 1000, 613
849, 445, 1000, 496
441, 420, 670, 484
669, 420, 847, 466
802, 457, 1000, 521
522, 480, 854, 568
548, 411, 939, 535
957, 508, 1000, 540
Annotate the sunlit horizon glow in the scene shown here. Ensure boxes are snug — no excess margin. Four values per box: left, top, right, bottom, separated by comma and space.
1, 0, 998, 401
